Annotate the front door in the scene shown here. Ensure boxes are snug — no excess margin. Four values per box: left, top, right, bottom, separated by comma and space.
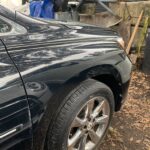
0, 18, 32, 150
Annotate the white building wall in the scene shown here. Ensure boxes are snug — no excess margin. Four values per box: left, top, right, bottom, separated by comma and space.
0, 0, 22, 10
0, 0, 29, 14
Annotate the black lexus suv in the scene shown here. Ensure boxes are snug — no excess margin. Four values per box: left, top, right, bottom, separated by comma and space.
0, 5, 132, 150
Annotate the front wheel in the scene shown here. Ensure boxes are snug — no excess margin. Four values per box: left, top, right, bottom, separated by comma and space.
46, 79, 114, 150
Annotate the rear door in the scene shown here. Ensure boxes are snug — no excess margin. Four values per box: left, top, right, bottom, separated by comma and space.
0, 17, 32, 150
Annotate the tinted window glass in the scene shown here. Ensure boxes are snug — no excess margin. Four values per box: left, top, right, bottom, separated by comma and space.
0, 19, 11, 33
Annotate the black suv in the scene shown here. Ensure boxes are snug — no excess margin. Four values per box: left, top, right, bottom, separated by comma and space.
0, 6, 132, 150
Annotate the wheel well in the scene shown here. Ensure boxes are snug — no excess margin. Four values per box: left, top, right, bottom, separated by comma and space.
92, 74, 122, 111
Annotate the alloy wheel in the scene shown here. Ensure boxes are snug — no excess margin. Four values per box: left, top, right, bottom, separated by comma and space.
68, 96, 110, 150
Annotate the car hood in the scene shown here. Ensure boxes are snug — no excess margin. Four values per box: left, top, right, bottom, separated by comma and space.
37, 18, 118, 37
0, 11, 123, 88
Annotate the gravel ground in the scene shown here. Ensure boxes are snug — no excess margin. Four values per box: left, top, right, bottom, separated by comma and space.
99, 71, 150, 150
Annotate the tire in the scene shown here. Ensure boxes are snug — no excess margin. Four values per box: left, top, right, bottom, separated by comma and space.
46, 79, 114, 150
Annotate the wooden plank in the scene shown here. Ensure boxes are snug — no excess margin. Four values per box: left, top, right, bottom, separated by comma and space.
126, 10, 144, 55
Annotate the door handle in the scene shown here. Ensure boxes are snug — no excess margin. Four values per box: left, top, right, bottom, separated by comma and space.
0, 124, 23, 139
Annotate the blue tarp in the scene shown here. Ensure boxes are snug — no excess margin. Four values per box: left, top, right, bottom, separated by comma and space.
30, 0, 54, 19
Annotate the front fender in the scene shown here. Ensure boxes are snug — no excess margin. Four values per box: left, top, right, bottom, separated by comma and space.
28, 63, 123, 150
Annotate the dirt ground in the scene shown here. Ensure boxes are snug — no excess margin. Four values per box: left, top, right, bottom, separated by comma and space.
100, 71, 150, 150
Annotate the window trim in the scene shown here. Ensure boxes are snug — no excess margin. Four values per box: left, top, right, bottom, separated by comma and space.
0, 18, 12, 33
0, 15, 27, 36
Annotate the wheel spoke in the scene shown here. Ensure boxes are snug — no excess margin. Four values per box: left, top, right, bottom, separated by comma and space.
88, 129, 100, 144
86, 100, 95, 118
92, 100, 105, 118
71, 117, 85, 128
78, 134, 88, 150
95, 115, 109, 124
68, 129, 84, 147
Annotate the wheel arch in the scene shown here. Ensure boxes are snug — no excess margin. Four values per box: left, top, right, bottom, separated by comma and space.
65, 64, 123, 111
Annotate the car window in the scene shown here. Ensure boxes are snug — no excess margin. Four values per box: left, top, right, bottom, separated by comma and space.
0, 19, 11, 33
0, 15, 27, 36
